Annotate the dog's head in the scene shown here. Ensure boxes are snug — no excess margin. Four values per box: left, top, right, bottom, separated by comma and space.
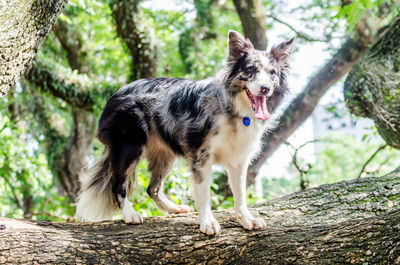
226, 30, 294, 120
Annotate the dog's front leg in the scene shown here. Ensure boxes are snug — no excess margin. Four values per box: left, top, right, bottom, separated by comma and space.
227, 163, 266, 230
192, 163, 221, 235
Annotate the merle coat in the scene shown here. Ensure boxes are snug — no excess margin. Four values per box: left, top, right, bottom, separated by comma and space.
76, 30, 294, 235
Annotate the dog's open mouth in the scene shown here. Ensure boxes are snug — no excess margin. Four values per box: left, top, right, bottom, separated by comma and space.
245, 87, 271, 120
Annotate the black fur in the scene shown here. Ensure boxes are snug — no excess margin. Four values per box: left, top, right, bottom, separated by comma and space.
96, 77, 224, 204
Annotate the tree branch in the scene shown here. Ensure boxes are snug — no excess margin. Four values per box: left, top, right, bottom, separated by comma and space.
0, 167, 399, 263
25, 60, 117, 111
357, 144, 388, 178
2, 173, 23, 210
285, 139, 324, 190
268, 14, 327, 42
0, 0, 68, 95
53, 18, 91, 74
233, 0, 267, 49
112, 0, 157, 80
344, 14, 400, 149
0, 121, 8, 134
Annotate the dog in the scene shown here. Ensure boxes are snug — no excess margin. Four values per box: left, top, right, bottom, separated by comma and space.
76, 30, 294, 235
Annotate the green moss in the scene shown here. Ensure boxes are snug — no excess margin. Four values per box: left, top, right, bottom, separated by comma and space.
387, 193, 400, 202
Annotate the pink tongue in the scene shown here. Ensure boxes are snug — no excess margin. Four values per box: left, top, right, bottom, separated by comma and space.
254, 96, 270, 120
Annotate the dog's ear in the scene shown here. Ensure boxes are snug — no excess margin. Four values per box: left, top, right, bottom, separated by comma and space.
271, 38, 295, 66
228, 30, 254, 60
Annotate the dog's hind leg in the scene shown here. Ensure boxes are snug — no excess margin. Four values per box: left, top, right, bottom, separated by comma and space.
101, 102, 150, 224
110, 143, 144, 224
147, 149, 190, 214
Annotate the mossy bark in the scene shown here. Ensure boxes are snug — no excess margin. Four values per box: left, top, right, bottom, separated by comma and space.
344, 15, 400, 149
112, 0, 157, 81
1, 168, 400, 264
0, 0, 68, 95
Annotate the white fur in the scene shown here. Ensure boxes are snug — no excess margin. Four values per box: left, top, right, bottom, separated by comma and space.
76, 185, 115, 221
121, 197, 143, 224
210, 103, 267, 167
76, 151, 117, 222
191, 161, 221, 235
226, 163, 266, 230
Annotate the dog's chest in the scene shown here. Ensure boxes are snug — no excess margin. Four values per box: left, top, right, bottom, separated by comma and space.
210, 116, 264, 165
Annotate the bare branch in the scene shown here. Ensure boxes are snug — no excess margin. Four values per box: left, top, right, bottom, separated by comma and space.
268, 14, 327, 42
357, 144, 388, 179
285, 139, 325, 190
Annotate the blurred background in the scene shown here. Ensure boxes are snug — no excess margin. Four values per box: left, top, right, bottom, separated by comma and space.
0, 0, 399, 220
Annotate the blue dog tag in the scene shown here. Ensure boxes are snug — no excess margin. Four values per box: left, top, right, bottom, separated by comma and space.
243, 116, 251, 126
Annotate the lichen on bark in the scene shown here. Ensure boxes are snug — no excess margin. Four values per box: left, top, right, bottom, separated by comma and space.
0, 0, 68, 95
344, 15, 400, 149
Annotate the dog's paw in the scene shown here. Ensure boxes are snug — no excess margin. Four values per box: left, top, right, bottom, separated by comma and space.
239, 216, 266, 231
200, 218, 221, 235
122, 207, 143, 224
170, 204, 191, 214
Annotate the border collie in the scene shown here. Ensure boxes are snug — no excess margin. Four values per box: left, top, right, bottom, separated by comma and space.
76, 30, 294, 235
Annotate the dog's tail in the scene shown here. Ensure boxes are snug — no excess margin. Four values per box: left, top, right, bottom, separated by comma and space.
76, 149, 118, 221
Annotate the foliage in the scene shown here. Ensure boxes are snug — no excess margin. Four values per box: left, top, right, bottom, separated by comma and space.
131, 159, 192, 217
0, 115, 74, 220
333, 0, 400, 30
261, 132, 400, 201
308, 133, 400, 185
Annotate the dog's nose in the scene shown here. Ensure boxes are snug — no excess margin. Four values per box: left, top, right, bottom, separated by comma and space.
260, 85, 270, 95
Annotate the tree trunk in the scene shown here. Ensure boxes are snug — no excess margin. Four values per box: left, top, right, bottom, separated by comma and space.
53, 18, 91, 75
0, 0, 68, 95
112, 0, 157, 81
23, 1, 157, 201
1, 168, 400, 264
50, 17, 97, 202
233, 0, 267, 50
54, 108, 96, 202
344, 14, 400, 149
246, 14, 388, 186
24, 16, 98, 201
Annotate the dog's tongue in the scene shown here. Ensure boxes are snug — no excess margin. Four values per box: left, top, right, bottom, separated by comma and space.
254, 95, 270, 120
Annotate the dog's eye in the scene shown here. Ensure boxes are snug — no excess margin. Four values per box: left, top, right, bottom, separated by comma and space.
245, 66, 256, 74
270, 69, 276, 75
